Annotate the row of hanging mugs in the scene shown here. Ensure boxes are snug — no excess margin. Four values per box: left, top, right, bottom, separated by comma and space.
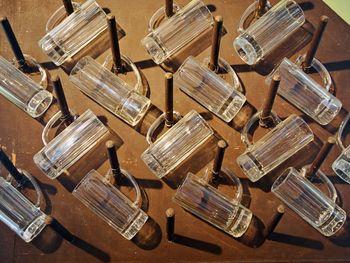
0, 0, 349, 248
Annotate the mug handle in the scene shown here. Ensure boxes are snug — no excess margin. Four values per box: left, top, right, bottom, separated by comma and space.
336, 113, 350, 152
148, 2, 181, 32
146, 111, 182, 145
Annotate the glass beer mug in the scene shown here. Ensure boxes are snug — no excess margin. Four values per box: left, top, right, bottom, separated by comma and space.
73, 170, 148, 240
39, 0, 107, 66
233, 0, 305, 65
272, 167, 346, 236
174, 56, 246, 123
0, 56, 53, 118
266, 58, 342, 125
173, 172, 252, 238
70, 56, 151, 126
141, 110, 214, 178
141, 0, 213, 65
34, 109, 109, 179
237, 115, 314, 182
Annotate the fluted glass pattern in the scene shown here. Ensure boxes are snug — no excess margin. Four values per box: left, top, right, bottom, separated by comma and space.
237, 115, 314, 182
332, 146, 350, 184
141, 0, 213, 64
234, 0, 305, 65
141, 110, 213, 178
34, 109, 109, 179
73, 170, 148, 240
175, 56, 246, 122
0, 56, 52, 118
272, 167, 346, 236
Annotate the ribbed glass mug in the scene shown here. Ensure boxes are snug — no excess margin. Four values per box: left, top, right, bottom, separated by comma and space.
39, 0, 107, 66
0, 176, 47, 242
174, 56, 246, 122
233, 0, 305, 65
141, 0, 213, 64
34, 109, 109, 179
0, 56, 52, 118
237, 115, 314, 182
70, 56, 151, 126
267, 58, 342, 125
73, 170, 148, 240
272, 167, 346, 236
173, 173, 252, 238
141, 110, 214, 178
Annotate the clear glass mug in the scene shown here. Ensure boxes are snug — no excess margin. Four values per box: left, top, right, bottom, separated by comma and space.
69, 56, 151, 126
173, 172, 252, 238
0, 56, 53, 118
237, 115, 314, 182
0, 176, 47, 242
34, 109, 109, 179
141, 0, 213, 65
272, 167, 346, 236
266, 58, 342, 125
332, 114, 350, 184
141, 110, 214, 178
174, 56, 246, 123
39, 0, 107, 66
73, 170, 148, 240
233, 0, 305, 65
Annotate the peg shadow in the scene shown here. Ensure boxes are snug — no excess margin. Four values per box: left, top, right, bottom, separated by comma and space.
134, 59, 158, 70
268, 232, 323, 250
298, 2, 315, 11
132, 217, 162, 250
172, 234, 222, 254
253, 20, 314, 75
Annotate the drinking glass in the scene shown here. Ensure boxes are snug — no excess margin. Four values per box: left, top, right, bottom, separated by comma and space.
39, 0, 107, 66
332, 114, 350, 184
141, 0, 213, 64
70, 56, 151, 126
148, 2, 180, 31
141, 110, 214, 178
0, 176, 47, 242
271, 167, 346, 236
73, 170, 148, 240
267, 58, 341, 125
237, 115, 314, 182
34, 109, 109, 179
45, 2, 80, 32
0, 56, 52, 118
237, 0, 271, 33
173, 172, 252, 238
174, 56, 246, 122
233, 0, 305, 65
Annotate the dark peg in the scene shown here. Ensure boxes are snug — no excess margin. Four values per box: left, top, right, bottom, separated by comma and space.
305, 137, 335, 179
46, 216, 75, 243
0, 149, 25, 185
209, 16, 223, 72
255, 0, 268, 18
211, 140, 228, 183
52, 75, 74, 125
166, 208, 175, 241
106, 14, 123, 74
0, 16, 28, 70
62, 0, 74, 16
106, 140, 121, 185
302, 16, 329, 71
263, 205, 285, 239
260, 74, 280, 128
165, 0, 174, 18
165, 73, 174, 128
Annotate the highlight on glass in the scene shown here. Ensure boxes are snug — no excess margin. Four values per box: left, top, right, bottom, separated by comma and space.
267, 58, 342, 125
34, 109, 109, 179
271, 167, 346, 236
0, 56, 52, 118
70, 56, 151, 126
73, 170, 148, 240
233, 0, 305, 65
141, 0, 213, 65
39, 0, 107, 66
174, 56, 246, 123
141, 110, 214, 178
237, 115, 314, 182
173, 172, 252, 238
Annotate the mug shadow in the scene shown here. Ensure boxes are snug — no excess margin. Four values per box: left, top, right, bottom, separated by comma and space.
132, 216, 162, 250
